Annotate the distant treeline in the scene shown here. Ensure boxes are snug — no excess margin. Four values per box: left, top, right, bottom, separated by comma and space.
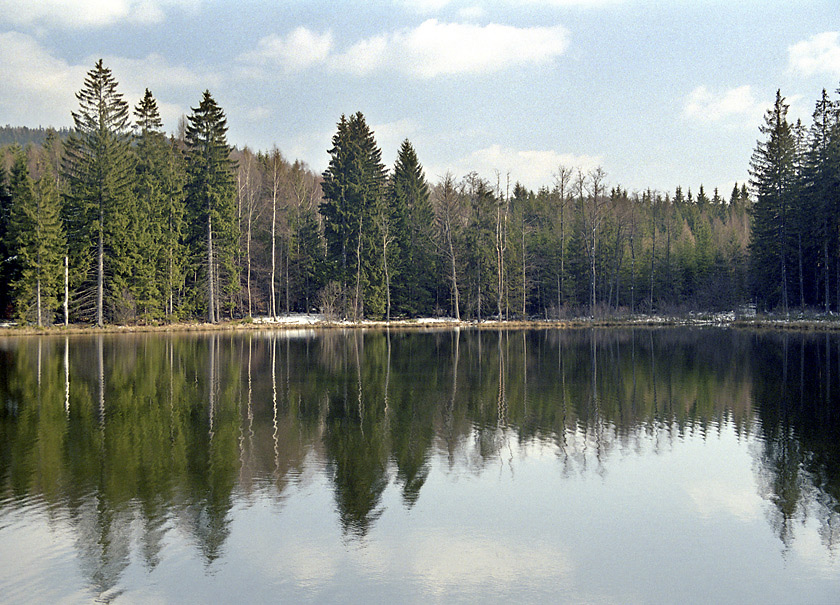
0, 61, 838, 325
0, 125, 71, 147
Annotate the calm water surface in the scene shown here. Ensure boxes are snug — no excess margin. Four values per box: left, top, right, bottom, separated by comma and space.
1, 328, 839, 603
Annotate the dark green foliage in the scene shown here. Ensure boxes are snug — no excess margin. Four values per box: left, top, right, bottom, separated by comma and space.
63, 59, 135, 326
184, 91, 238, 323
0, 163, 14, 318
320, 112, 387, 319
293, 206, 324, 312
749, 91, 801, 313
387, 139, 436, 316
8, 149, 66, 325
461, 173, 496, 320
798, 90, 840, 311
133, 89, 186, 321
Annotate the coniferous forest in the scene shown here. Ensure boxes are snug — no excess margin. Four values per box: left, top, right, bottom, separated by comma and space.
0, 62, 839, 325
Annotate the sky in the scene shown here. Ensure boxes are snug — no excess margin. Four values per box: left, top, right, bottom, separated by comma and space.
1, 0, 839, 195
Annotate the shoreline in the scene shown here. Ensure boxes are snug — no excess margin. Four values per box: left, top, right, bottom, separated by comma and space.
4, 313, 840, 336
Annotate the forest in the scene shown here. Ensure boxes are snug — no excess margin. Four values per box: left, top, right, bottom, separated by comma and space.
0, 60, 838, 326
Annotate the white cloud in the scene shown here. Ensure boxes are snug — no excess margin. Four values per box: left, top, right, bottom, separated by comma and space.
371, 118, 421, 164
104, 52, 214, 92
333, 34, 390, 75
239, 20, 568, 79
682, 85, 764, 125
788, 31, 840, 78
406, 532, 572, 594
439, 144, 601, 190
0, 33, 210, 131
332, 19, 569, 78
373, 118, 420, 144
240, 28, 334, 73
0, 0, 199, 28
0, 32, 85, 126
685, 479, 760, 522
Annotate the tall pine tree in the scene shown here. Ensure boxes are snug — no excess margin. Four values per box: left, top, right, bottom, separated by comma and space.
63, 60, 134, 326
0, 162, 14, 318
388, 139, 435, 317
184, 90, 238, 323
750, 90, 798, 313
8, 148, 66, 325
320, 112, 387, 319
803, 89, 839, 311
133, 89, 186, 320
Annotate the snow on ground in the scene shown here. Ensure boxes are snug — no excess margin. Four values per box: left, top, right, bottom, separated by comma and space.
253, 314, 326, 325
253, 314, 462, 326
405, 317, 460, 323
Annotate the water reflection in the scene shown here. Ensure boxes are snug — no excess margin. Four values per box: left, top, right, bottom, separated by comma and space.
751, 332, 840, 552
0, 328, 839, 601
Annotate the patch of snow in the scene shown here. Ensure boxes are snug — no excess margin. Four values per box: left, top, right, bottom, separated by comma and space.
409, 317, 460, 324
253, 314, 326, 325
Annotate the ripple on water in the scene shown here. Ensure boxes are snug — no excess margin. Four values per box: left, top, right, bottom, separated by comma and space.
0, 495, 92, 604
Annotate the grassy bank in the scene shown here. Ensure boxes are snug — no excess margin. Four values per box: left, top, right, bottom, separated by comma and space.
5, 311, 840, 337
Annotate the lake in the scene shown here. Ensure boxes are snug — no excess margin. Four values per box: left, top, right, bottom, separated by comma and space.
1, 327, 839, 603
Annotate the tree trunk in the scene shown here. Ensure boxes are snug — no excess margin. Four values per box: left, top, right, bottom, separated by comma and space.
97, 222, 104, 328
449, 237, 460, 322
630, 228, 635, 314
36, 276, 42, 328
560, 198, 565, 311
591, 221, 597, 318
665, 214, 671, 298
384, 233, 391, 322
270, 174, 277, 319
521, 226, 526, 317
477, 278, 481, 322
780, 180, 788, 317
207, 212, 216, 323
825, 238, 830, 314
247, 211, 252, 317
64, 255, 69, 326
650, 217, 655, 312
354, 221, 363, 322
799, 232, 804, 313
285, 245, 290, 314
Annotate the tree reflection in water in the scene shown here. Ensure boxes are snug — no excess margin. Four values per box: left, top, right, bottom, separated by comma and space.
751, 331, 840, 551
0, 327, 839, 596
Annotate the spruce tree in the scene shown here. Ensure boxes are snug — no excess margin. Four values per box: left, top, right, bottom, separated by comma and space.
802, 89, 839, 311
749, 90, 798, 313
133, 89, 186, 320
0, 162, 14, 318
320, 112, 387, 319
184, 90, 237, 323
388, 139, 435, 316
63, 60, 134, 326
9, 149, 66, 325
